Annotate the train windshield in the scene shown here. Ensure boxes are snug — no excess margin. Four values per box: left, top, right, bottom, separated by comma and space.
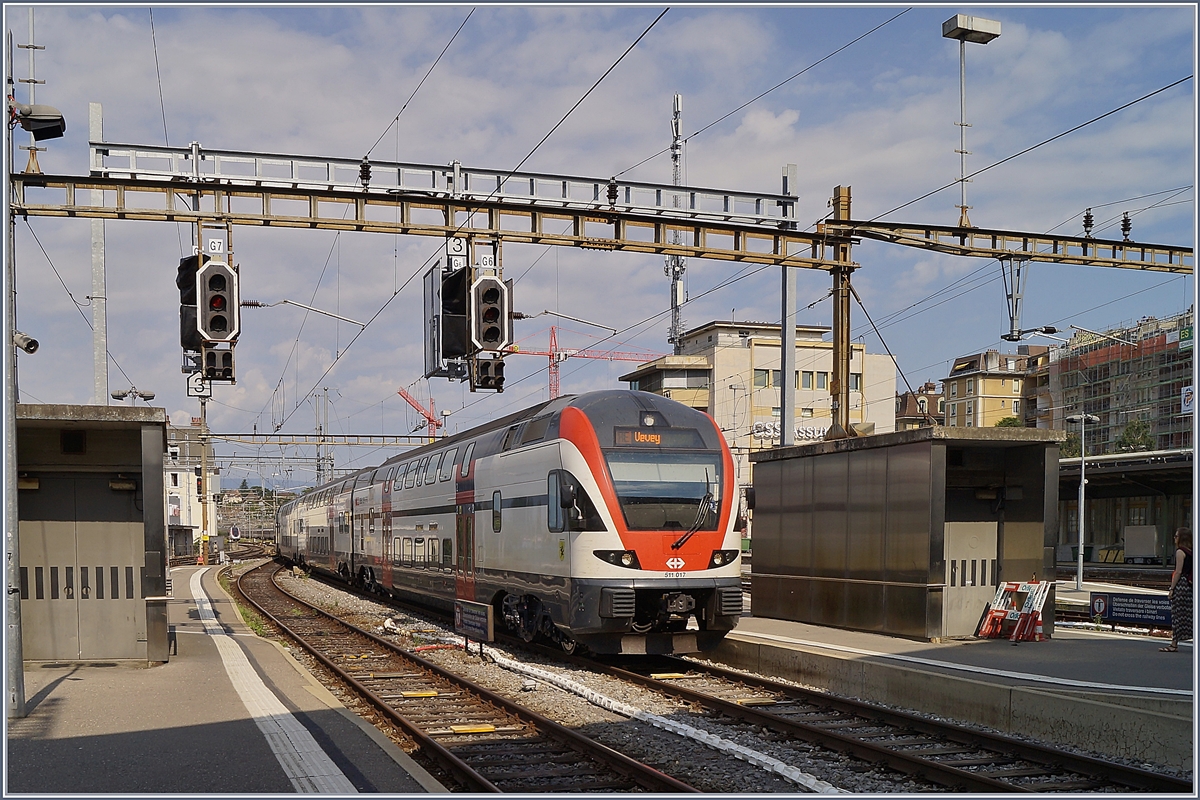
604, 451, 720, 531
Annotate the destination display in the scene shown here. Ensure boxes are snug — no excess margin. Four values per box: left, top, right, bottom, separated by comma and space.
612, 427, 704, 449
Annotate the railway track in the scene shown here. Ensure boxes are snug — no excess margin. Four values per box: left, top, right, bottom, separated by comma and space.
579, 654, 1191, 793
234, 562, 697, 793
283, 565, 1190, 792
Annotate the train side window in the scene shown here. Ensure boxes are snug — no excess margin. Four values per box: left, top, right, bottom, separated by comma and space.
439, 448, 458, 481
404, 460, 420, 489
425, 453, 443, 484
459, 443, 475, 477
502, 425, 521, 451
394, 464, 408, 490
521, 416, 550, 445
415, 457, 431, 486
493, 491, 502, 533
402, 537, 413, 564
547, 472, 564, 533
414, 538, 425, 566
392, 537, 401, 566
442, 537, 453, 568
429, 537, 440, 567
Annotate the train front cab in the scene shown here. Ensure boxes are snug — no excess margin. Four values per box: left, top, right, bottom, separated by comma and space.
558, 392, 743, 655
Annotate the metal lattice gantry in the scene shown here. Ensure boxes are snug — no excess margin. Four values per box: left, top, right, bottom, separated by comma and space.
8, 139, 1194, 438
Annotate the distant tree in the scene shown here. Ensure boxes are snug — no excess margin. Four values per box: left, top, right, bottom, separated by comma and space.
994, 416, 1023, 427
1061, 433, 1081, 458
1115, 419, 1154, 452
239, 478, 249, 490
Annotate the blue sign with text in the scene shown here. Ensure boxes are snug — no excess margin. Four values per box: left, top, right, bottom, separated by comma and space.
454, 599, 495, 641
1089, 592, 1171, 626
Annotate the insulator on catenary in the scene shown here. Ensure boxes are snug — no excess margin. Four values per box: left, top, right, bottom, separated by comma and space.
1121, 212, 1132, 242
1082, 208, 1094, 238
359, 158, 371, 189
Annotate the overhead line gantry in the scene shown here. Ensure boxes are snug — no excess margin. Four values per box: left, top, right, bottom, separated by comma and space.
10, 139, 1194, 442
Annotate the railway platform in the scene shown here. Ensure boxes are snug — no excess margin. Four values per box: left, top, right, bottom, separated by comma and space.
708, 583, 1193, 769
6, 565, 447, 794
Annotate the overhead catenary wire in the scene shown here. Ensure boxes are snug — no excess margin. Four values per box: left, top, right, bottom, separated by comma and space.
23, 219, 139, 392
269, 9, 670, 434
862, 75, 1194, 224
364, 8, 475, 159
616, 8, 912, 179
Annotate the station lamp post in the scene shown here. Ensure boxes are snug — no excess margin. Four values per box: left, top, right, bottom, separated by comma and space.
1066, 413, 1100, 591
942, 14, 1001, 228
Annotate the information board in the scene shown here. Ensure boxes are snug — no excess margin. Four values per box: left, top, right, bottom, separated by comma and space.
1089, 592, 1171, 626
454, 599, 495, 641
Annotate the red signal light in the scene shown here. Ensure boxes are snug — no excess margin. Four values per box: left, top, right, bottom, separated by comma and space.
209, 295, 227, 311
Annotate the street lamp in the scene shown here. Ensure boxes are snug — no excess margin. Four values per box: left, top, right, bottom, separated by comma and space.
942, 14, 1001, 228
111, 387, 156, 404
1066, 412, 1100, 590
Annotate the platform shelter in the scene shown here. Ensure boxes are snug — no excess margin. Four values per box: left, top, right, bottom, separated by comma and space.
15, 404, 170, 662
749, 426, 1064, 640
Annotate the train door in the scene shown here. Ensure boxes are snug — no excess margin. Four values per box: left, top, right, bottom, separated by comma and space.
455, 512, 476, 600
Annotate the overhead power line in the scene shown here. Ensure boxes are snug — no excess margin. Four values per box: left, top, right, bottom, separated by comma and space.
269, 8, 670, 434
866, 75, 1194, 223
617, 8, 912, 178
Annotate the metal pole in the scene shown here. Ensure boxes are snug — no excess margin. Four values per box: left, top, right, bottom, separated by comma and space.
957, 38, 969, 227
666, 94, 685, 354
200, 400, 209, 566
89, 103, 108, 404
827, 186, 854, 439
4, 29, 27, 719
1076, 418, 1086, 591
780, 264, 795, 446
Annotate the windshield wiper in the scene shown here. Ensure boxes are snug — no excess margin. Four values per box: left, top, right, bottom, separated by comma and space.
672, 469, 713, 550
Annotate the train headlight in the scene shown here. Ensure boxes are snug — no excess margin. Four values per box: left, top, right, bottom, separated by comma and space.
593, 549, 641, 569
708, 549, 740, 569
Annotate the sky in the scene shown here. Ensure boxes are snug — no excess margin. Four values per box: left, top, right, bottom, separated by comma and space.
5, 3, 1196, 489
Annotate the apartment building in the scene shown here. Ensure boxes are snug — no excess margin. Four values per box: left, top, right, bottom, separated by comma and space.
620, 320, 896, 517
895, 381, 945, 430
165, 420, 220, 557
942, 350, 1028, 428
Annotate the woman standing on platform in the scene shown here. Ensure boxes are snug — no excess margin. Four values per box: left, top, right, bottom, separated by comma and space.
1161, 527, 1192, 652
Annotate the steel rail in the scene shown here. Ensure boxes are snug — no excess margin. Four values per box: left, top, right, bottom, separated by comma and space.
235, 562, 698, 793
598, 656, 1192, 794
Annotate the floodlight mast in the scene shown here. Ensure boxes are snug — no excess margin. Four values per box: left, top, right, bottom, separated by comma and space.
942, 14, 1001, 228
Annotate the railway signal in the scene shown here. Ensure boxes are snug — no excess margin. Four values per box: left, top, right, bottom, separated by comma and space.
201, 345, 235, 382
470, 355, 505, 391
176, 253, 208, 352
470, 274, 510, 353
197, 260, 240, 343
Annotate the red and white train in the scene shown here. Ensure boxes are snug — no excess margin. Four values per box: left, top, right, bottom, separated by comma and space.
276, 389, 744, 654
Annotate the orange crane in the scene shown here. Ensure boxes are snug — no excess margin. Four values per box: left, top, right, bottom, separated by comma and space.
508, 326, 660, 399
396, 385, 442, 441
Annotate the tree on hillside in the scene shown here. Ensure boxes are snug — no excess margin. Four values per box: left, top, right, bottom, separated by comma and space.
239, 478, 249, 490
1060, 433, 1081, 458
994, 416, 1023, 427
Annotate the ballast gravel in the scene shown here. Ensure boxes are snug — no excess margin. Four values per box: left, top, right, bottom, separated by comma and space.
271, 571, 941, 793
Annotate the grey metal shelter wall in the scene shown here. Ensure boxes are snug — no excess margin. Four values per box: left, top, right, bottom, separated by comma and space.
753, 442, 936, 638
751, 429, 1061, 641
15, 405, 168, 662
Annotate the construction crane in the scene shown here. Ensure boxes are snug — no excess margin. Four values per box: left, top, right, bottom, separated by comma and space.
396, 385, 442, 441
508, 326, 660, 399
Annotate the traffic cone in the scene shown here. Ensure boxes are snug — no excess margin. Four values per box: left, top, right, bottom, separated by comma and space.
1033, 612, 1044, 641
